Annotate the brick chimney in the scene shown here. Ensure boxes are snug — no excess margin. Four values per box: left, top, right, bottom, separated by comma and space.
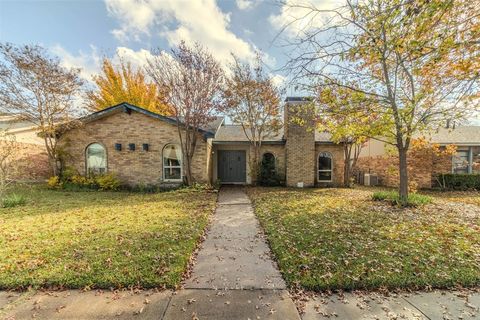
284, 97, 316, 187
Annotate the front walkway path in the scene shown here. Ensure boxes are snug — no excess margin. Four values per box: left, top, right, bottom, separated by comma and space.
163, 186, 300, 319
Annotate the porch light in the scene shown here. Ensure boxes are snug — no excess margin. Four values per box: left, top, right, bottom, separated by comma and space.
115, 143, 122, 151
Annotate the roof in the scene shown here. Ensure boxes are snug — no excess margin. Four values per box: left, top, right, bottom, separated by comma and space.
284, 96, 314, 102
426, 126, 480, 145
214, 124, 334, 143
79, 102, 222, 139
215, 125, 284, 143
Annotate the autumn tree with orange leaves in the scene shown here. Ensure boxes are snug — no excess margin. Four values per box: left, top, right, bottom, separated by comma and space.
282, 0, 480, 204
86, 58, 172, 115
221, 54, 282, 184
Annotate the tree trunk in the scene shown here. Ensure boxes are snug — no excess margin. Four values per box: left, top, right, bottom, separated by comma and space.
398, 147, 409, 204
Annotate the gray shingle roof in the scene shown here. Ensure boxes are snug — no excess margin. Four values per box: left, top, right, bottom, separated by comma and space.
426, 126, 480, 145
214, 125, 334, 143
215, 125, 284, 142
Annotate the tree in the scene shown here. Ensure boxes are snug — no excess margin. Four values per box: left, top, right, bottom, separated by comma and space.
318, 86, 386, 186
86, 58, 172, 115
281, 0, 480, 204
146, 41, 224, 185
221, 54, 282, 183
0, 43, 84, 176
0, 130, 19, 201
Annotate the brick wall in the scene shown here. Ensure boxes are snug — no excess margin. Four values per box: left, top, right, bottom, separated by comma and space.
59, 110, 210, 186
356, 148, 453, 189
284, 102, 316, 187
14, 143, 50, 181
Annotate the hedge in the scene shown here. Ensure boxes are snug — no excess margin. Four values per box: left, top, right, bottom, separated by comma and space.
436, 173, 480, 190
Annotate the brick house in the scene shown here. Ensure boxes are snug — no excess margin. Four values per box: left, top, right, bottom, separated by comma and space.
58, 97, 345, 187
357, 126, 480, 188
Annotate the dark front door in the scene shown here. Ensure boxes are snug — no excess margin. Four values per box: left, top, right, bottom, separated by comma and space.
218, 150, 247, 183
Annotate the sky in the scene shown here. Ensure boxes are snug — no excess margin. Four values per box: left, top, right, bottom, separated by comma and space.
0, 0, 478, 124
0, 0, 305, 94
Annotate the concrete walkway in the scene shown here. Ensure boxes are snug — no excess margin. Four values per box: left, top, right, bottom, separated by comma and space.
163, 186, 300, 319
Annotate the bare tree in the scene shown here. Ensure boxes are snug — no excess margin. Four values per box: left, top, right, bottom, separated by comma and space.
221, 54, 282, 184
0, 130, 19, 200
146, 41, 224, 185
0, 44, 84, 176
279, 0, 480, 203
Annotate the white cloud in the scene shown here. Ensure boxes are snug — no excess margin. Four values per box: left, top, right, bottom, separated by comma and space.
271, 74, 286, 88
269, 0, 342, 37
104, 0, 256, 65
236, 0, 258, 10
50, 44, 102, 83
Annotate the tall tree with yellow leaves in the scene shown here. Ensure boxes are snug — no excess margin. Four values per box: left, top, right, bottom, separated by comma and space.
86, 58, 172, 115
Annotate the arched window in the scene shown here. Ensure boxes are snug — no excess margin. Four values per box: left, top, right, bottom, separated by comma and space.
318, 152, 333, 182
163, 144, 182, 181
261, 152, 276, 175
86, 143, 107, 174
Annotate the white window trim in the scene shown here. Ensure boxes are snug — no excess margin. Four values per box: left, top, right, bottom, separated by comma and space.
163, 144, 183, 182
85, 142, 107, 175
318, 151, 333, 182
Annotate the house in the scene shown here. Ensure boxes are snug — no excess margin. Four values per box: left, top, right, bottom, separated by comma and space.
357, 126, 480, 188
0, 114, 50, 181
57, 97, 345, 187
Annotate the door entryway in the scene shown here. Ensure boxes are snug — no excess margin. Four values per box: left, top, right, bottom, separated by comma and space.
217, 150, 247, 184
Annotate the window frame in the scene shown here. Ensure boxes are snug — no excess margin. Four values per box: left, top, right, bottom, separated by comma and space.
85, 142, 107, 175
162, 144, 183, 182
317, 151, 333, 182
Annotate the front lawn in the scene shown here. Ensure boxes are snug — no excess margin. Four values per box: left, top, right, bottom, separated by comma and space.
247, 187, 480, 291
0, 186, 216, 289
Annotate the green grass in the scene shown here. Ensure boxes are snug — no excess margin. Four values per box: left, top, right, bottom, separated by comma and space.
0, 185, 216, 290
372, 190, 432, 206
247, 187, 480, 291
1, 193, 26, 208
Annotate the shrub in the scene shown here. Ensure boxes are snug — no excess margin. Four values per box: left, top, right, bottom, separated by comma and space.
436, 173, 480, 191
259, 155, 283, 187
96, 173, 120, 191
47, 176, 61, 189
372, 190, 432, 207
2, 194, 26, 208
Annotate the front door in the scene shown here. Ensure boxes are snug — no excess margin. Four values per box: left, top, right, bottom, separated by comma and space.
217, 150, 246, 184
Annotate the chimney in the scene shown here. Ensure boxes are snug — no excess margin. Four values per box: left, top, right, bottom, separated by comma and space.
284, 97, 316, 187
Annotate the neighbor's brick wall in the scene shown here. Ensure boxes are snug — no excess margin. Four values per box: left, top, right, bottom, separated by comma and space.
315, 144, 344, 186
14, 143, 50, 181
59, 110, 210, 186
356, 148, 453, 189
284, 103, 316, 187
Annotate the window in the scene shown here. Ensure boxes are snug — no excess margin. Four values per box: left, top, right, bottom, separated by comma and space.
163, 144, 182, 181
453, 150, 470, 174
318, 152, 333, 182
86, 143, 107, 174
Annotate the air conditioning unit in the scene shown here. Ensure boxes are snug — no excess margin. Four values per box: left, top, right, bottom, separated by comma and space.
364, 173, 379, 186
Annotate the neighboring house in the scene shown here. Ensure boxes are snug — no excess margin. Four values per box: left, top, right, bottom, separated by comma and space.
357, 126, 480, 188
0, 114, 50, 180
57, 98, 345, 187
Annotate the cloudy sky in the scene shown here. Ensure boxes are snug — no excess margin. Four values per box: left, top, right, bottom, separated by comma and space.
0, 0, 309, 94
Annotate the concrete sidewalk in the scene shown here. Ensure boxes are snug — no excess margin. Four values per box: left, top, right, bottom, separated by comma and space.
303, 290, 480, 319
